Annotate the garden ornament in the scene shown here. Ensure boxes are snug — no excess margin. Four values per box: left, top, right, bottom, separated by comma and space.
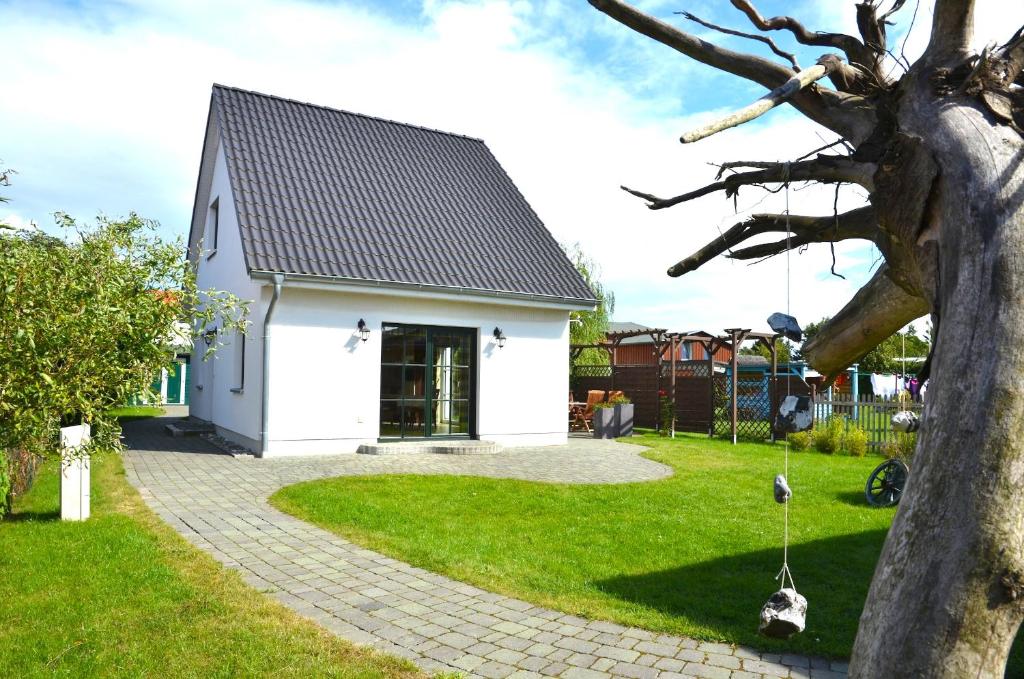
891, 411, 920, 433
774, 474, 791, 504
775, 395, 812, 433
759, 587, 807, 638
766, 312, 803, 343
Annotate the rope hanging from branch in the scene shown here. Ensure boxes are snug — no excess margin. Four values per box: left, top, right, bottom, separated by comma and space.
759, 163, 808, 639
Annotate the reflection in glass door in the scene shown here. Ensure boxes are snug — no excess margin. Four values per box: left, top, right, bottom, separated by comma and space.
379, 325, 474, 438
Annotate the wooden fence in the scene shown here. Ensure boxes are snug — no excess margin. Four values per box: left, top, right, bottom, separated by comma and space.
812, 393, 923, 449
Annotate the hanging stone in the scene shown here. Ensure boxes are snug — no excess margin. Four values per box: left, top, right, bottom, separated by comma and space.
759, 587, 807, 638
774, 474, 791, 504
891, 411, 920, 433
766, 312, 803, 343
775, 395, 812, 433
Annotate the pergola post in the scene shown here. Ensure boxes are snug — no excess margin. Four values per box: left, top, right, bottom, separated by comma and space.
670, 335, 677, 438
706, 340, 716, 438
730, 330, 739, 445
769, 337, 778, 443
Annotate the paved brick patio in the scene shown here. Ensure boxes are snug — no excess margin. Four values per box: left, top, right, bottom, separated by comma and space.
122, 415, 846, 679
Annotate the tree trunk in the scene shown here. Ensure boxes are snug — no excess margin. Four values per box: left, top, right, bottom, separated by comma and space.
850, 71, 1024, 676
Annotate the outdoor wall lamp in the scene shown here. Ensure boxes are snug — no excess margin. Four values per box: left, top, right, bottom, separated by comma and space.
357, 319, 370, 342
493, 327, 506, 349
203, 327, 217, 346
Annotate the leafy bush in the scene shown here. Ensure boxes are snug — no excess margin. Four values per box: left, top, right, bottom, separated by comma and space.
0, 213, 248, 463
593, 401, 615, 409
883, 432, 917, 462
813, 416, 845, 454
0, 449, 10, 519
787, 431, 812, 451
609, 395, 631, 405
844, 425, 869, 457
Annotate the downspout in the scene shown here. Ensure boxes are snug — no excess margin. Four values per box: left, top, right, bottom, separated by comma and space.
260, 273, 284, 457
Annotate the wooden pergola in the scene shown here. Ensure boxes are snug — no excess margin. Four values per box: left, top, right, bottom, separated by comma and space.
571, 326, 782, 442
722, 329, 782, 444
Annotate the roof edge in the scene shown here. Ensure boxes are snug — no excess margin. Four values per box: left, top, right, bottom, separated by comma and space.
211, 83, 486, 144
249, 269, 598, 310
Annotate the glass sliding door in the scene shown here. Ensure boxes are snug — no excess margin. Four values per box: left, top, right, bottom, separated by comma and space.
379, 324, 474, 439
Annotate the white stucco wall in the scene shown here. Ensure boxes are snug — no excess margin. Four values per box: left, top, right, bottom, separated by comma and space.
263, 285, 571, 456
189, 141, 263, 447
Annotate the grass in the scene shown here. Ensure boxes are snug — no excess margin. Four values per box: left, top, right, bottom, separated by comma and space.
0, 442, 422, 677
106, 405, 167, 421
270, 432, 1024, 668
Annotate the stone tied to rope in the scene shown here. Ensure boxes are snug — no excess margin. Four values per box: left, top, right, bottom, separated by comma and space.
759, 588, 808, 639
774, 473, 792, 504
767, 312, 803, 343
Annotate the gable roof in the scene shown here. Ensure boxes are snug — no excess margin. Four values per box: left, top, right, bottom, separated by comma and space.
202, 85, 596, 305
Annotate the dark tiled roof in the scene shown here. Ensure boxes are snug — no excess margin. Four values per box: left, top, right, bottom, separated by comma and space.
210, 85, 596, 304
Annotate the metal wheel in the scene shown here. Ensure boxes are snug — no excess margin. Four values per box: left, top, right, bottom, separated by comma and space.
865, 458, 909, 507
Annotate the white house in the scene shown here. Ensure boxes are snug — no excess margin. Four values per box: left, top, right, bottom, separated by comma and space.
187, 85, 596, 457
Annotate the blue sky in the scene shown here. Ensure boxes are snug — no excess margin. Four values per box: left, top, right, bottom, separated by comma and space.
1, 0, 1014, 333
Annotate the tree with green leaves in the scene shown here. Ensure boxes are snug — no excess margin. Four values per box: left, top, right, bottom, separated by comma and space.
739, 337, 792, 363
0, 210, 247, 515
563, 243, 615, 366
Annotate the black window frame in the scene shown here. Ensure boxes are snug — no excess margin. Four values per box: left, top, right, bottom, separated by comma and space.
378, 323, 476, 440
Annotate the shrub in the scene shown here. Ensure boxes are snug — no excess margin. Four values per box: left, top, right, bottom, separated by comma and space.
844, 425, 869, 457
883, 432, 918, 462
609, 395, 631, 405
813, 416, 845, 454
593, 401, 615, 409
787, 431, 812, 451
0, 449, 10, 519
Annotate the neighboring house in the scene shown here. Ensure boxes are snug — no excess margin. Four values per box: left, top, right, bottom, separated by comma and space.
607, 322, 732, 365
187, 85, 596, 456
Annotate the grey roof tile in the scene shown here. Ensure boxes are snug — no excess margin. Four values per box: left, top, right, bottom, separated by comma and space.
210, 85, 595, 304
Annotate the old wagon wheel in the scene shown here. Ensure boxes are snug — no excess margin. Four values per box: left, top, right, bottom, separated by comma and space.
865, 459, 909, 507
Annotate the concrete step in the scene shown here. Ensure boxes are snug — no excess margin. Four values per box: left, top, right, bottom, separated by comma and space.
164, 419, 215, 437
357, 440, 502, 456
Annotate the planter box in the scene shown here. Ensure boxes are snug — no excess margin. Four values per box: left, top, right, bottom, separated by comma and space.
615, 403, 634, 437
593, 404, 634, 439
593, 408, 617, 439
60, 424, 90, 521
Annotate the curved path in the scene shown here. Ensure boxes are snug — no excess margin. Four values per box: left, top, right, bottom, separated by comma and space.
122, 416, 846, 679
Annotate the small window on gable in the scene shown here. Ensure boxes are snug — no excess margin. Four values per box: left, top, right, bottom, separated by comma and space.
206, 198, 219, 258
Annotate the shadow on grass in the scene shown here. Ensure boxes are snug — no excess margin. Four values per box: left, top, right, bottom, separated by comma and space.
596, 530, 889, 657
597, 530, 1024, 670
834, 490, 871, 507
6, 510, 60, 523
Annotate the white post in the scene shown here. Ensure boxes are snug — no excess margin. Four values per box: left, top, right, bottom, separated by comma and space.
60, 424, 90, 521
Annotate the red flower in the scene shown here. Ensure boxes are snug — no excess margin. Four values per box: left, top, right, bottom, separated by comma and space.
658, 389, 668, 398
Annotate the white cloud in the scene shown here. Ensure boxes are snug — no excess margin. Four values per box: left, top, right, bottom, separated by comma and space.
1, 0, 1010, 337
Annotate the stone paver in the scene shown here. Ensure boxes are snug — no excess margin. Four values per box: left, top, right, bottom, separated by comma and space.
122, 415, 846, 679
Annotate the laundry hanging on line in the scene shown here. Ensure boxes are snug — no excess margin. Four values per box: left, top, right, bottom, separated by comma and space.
870, 373, 899, 398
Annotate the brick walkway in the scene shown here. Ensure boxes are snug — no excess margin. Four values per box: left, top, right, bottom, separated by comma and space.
122, 415, 846, 679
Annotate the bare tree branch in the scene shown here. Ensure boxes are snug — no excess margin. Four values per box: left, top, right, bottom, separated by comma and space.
802, 266, 930, 378
666, 206, 877, 276
675, 11, 800, 70
680, 61, 833, 143
926, 0, 976, 60
588, 0, 877, 144
622, 156, 876, 210
728, 0, 880, 76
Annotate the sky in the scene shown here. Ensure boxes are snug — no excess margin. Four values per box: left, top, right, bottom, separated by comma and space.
1, 0, 1019, 336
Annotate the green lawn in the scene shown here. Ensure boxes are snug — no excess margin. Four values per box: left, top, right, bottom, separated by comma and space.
106, 405, 167, 421
270, 432, 1024, 668
0, 448, 422, 677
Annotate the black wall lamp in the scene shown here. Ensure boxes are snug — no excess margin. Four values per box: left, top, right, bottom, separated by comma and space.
357, 319, 370, 342
203, 327, 217, 346
493, 327, 506, 349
